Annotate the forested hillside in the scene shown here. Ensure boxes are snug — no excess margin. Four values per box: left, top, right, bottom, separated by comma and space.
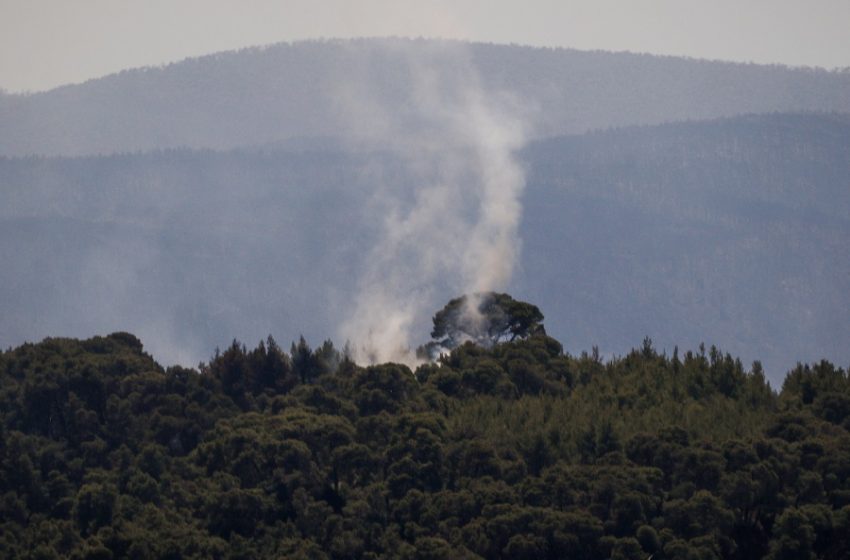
1, 325, 848, 559
2, 39, 850, 156
1, 112, 847, 381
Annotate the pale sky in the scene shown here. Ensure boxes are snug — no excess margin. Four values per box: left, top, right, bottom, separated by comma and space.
2, 0, 849, 93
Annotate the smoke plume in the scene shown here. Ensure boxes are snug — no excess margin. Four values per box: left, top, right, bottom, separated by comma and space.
337, 40, 528, 366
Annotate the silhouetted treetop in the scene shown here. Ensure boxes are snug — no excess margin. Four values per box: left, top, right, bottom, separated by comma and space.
430, 292, 545, 351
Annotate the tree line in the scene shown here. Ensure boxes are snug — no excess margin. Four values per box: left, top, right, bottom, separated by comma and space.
0, 297, 848, 559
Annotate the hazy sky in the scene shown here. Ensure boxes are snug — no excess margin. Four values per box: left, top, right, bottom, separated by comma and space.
2, 0, 850, 92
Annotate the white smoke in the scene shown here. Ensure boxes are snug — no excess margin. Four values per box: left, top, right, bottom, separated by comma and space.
337, 40, 528, 366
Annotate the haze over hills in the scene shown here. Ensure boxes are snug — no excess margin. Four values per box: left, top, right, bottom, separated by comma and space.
4, 26, 850, 559
521, 113, 850, 379
2, 110, 848, 382
2, 39, 850, 156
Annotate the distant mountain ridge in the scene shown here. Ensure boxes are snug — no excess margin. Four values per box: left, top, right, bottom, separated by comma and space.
2, 38, 850, 156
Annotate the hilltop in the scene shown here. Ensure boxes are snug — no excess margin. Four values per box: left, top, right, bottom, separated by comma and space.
2, 39, 850, 156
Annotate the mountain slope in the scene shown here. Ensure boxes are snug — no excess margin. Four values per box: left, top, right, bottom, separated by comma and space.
520, 112, 850, 378
1, 112, 847, 381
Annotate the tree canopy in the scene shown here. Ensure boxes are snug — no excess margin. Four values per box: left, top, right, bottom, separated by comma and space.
0, 319, 848, 559
429, 292, 545, 352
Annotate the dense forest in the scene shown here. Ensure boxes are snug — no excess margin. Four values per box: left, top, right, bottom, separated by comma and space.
1, 295, 849, 559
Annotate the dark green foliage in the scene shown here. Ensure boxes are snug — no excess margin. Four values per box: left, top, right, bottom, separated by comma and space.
429, 292, 545, 351
0, 328, 848, 558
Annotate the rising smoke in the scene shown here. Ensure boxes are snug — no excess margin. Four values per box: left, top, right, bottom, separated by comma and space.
337, 40, 529, 366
